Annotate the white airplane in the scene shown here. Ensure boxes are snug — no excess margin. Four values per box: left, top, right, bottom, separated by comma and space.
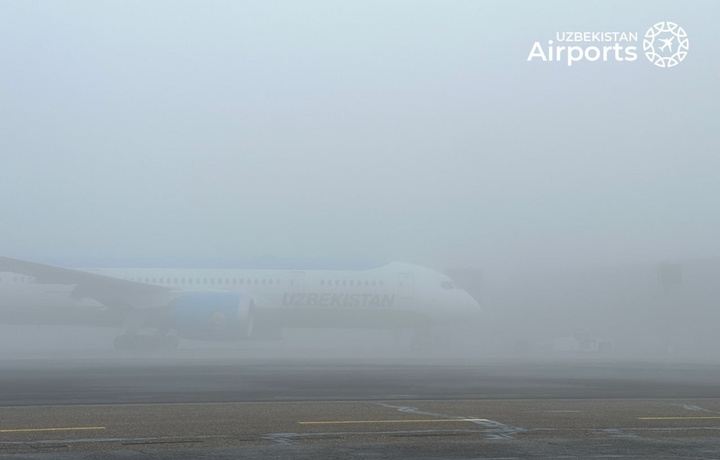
0, 256, 480, 350
659, 37, 674, 52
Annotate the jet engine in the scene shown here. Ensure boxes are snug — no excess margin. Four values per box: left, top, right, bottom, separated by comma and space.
170, 291, 253, 341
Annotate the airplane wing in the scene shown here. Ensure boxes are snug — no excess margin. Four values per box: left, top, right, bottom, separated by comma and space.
0, 256, 170, 309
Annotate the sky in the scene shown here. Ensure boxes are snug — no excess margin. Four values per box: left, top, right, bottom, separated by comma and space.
0, 0, 718, 272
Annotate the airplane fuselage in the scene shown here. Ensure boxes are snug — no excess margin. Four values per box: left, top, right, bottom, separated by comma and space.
0, 261, 480, 334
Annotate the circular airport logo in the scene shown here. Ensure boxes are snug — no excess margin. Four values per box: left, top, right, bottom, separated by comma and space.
643, 22, 689, 68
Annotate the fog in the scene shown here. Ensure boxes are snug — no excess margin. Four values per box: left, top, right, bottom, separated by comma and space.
0, 0, 719, 366
2, 256, 720, 363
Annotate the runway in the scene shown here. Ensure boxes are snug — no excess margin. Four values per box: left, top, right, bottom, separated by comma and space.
2, 352, 720, 458
3, 398, 720, 459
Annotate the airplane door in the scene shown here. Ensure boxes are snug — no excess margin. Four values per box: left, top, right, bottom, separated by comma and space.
397, 272, 414, 298
289, 271, 305, 292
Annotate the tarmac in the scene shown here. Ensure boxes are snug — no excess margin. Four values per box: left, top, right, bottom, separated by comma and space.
1, 347, 720, 458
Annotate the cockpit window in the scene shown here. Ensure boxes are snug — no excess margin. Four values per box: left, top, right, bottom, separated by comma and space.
440, 280, 456, 289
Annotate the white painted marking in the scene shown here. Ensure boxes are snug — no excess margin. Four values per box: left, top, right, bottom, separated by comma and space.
681, 404, 720, 415
377, 403, 526, 440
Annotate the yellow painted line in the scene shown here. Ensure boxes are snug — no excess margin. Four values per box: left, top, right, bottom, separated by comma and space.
299, 419, 486, 425
638, 417, 720, 421
0, 426, 106, 433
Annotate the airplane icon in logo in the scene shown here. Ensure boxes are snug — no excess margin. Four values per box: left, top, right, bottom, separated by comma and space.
659, 37, 674, 52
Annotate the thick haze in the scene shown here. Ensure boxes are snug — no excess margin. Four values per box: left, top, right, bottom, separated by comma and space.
0, 1, 718, 272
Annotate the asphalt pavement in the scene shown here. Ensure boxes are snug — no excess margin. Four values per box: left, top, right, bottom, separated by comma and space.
1, 351, 720, 458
